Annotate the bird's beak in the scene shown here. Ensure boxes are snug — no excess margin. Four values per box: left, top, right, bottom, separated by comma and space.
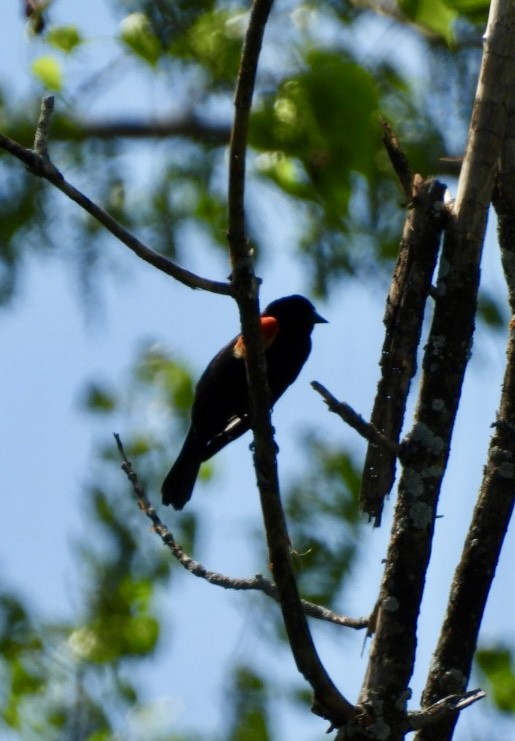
314, 311, 328, 324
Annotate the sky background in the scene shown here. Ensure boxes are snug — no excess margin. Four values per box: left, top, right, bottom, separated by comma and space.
1, 2, 515, 740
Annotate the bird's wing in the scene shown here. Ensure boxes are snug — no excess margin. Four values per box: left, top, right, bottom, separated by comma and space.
201, 415, 250, 461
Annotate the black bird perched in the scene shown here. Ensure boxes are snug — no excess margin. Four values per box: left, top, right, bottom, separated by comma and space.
161, 294, 327, 509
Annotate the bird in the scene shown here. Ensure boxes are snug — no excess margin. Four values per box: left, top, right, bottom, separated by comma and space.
161, 294, 327, 509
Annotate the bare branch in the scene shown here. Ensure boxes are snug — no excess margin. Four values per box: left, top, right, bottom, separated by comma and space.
380, 119, 413, 201
114, 434, 368, 630
408, 689, 485, 731
360, 176, 446, 526
0, 129, 231, 296
311, 381, 403, 457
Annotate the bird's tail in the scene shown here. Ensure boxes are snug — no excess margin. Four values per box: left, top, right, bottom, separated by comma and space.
161, 428, 204, 509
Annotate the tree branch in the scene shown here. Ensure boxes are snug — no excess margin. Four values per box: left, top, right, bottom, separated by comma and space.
345, 1, 515, 737
408, 689, 485, 731
225, 0, 356, 727
0, 121, 231, 296
359, 175, 446, 526
114, 434, 368, 630
77, 113, 230, 145
380, 119, 413, 202
311, 381, 403, 457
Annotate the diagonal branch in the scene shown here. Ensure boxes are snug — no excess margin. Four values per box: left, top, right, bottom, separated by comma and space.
312, 381, 403, 457
225, 0, 356, 727
380, 119, 414, 202
359, 174, 446, 526
0, 120, 231, 296
114, 434, 369, 630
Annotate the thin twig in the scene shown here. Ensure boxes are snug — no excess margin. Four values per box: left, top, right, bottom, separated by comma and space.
0, 129, 232, 296
312, 381, 403, 457
380, 118, 413, 201
113, 434, 368, 630
408, 689, 485, 731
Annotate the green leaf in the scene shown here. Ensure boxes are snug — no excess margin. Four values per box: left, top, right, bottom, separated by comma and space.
477, 646, 515, 713
172, 10, 244, 85
478, 291, 507, 329
46, 25, 83, 53
251, 50, 380, 218
444, 0, 489, 23
134, 346, 194, 413
80, 382, 117, 413
226, 666, 271, 741
31, 56, 62, 91
120, 13, 161, 67
399, 0, 457, 43
119, 13, 161, 66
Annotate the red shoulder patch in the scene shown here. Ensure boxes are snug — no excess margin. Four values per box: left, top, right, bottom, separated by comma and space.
232, 316, 280, 359
260, 316, 280, 347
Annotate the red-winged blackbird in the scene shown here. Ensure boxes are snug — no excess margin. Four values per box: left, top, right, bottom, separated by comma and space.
161, 295, 327, 509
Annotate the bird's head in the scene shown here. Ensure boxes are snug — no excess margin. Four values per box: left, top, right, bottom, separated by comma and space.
262, 295, 327, 332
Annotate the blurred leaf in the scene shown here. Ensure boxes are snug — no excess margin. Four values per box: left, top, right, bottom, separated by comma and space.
81, 382, 118, 413
478, 290, 507, 330
445, 0, 489, 23
46, 25, 83, 53
226, 665, 271, 741
398, 0, 457, 42
251, 50, 380, 218
172, 9, 244, 85
24, 0, 49, 35
120, 12, 161, 66
31, 55, 62, 90
477, 646, 515, 713
134, 345, 194, 414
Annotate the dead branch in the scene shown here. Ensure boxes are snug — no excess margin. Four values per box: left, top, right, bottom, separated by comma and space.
360, 175, 446, 526
312, 381, 403, 457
